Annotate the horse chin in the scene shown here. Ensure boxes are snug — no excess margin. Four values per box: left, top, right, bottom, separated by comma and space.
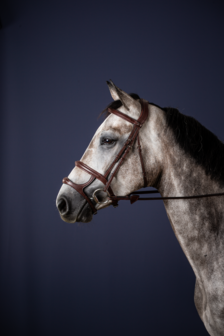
59, 201, 93, 223
76, 202, 93, 223
59, 214, 77, 223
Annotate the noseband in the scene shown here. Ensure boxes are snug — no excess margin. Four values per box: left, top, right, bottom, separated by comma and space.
62, 100, 149, 214
62, 100, 224, 214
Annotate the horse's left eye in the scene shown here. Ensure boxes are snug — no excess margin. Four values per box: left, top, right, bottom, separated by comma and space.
101, 138, 115, 145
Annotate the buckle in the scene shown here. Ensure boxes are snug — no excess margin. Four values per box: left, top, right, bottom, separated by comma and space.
92, 189, 110, 206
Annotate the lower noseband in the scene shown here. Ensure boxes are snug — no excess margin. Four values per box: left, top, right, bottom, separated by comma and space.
62, 176, 98, 214
62, 160, 118, 214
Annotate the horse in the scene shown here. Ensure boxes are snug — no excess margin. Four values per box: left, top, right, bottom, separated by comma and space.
56, 80, 224, 336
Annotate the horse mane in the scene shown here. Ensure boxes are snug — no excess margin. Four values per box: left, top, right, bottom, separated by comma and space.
164, 107, 224, 185
102, 94, 224, 185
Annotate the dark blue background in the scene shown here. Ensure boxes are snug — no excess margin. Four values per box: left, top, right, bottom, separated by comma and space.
1, 1, 223, 335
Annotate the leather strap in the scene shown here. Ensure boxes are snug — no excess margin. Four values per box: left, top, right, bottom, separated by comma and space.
109, 191, 224, 203
137, 134, 147, 188
62, 176, 97, 214
104, 100, 149, 191
76, 161, 108, 186
108, 108, 143, 127
75, 160, 118, 207
104, 125, 140, 191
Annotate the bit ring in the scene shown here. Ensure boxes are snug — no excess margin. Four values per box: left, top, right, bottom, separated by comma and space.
92, 189, 110, 205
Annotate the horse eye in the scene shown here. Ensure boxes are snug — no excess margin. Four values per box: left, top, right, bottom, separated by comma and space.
101, 138, 115, 145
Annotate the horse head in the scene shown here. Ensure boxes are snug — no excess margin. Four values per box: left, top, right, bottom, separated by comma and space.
56, 81, 164, 223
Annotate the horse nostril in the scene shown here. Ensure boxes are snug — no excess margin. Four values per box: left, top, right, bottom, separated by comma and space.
57, 197, 69, 215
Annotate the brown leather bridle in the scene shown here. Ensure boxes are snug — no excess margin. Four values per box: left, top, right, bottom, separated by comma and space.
62, 99, 224, 215
62, 100, 148, 214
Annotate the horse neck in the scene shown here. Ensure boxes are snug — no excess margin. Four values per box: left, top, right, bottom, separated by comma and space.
159, 138, 223, 198
157, 129, 224, 275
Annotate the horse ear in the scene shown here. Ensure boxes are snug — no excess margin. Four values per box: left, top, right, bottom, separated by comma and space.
106, 80, 139, 111
106, 80, 120, 101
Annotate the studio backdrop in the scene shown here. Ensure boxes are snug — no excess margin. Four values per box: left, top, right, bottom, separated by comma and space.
1, 1, 224, 335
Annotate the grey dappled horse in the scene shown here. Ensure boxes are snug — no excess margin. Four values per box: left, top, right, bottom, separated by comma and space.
57, 81, 224, 336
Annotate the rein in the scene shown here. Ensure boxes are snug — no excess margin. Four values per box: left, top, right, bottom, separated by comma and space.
62, 100, 224, 214
111, 190, 224, 203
